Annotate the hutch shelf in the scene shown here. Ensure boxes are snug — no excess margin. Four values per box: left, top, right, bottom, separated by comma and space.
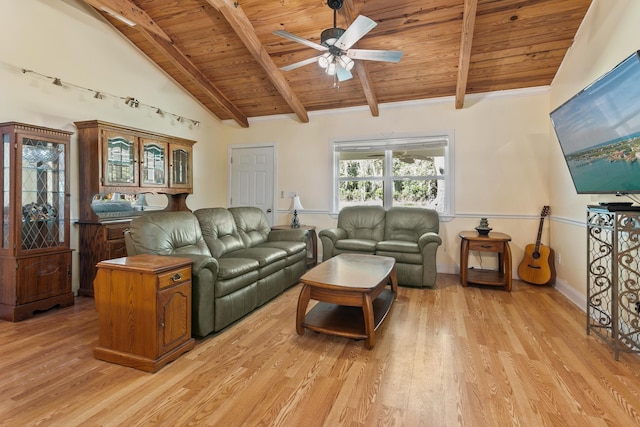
0, 122, 74, 321
587, 206, 640, 360
75, 120, 196, 296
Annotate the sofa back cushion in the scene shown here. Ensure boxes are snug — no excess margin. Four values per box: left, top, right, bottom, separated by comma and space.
128, 211, 211, 256
194, 208, 246, 258
384, 207, 439, 242
229, 207, 271, 248
337, 206, 386, 241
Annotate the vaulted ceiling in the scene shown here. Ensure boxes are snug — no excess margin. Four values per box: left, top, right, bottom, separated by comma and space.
80, 0, 592, 127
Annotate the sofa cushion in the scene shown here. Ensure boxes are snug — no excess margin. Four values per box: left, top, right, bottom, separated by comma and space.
376, 240, 420, 253
216, 257, 259, 280
376, 250, 423, 265
128, 211, 211, 256
257, 240, 306, 256
229, 207, 271, 247
384, 206, 439, 242
194, 208, 246, 258
337, 206, 386, 241
225, 247, 287, 267
335, 238, 378, 252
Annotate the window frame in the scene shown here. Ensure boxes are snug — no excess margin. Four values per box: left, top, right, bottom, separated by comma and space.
330, 132, 455, 217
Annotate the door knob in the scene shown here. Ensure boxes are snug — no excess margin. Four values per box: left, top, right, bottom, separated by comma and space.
267, 208, 272, 213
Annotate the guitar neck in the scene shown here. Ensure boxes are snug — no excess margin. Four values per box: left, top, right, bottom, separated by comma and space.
534, 216, 545, 251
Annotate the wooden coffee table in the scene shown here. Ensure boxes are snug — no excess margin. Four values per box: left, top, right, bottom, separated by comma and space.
296, 253, 397, 349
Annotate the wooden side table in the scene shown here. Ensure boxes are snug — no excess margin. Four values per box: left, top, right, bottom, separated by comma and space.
93, 254, 195, 372
272, 224, 318, 268
459, 231, 512, 291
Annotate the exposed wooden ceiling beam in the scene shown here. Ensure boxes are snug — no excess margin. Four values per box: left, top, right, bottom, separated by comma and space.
139, 31, 250, 128
206, 0, 309, 124
81, 0, 172, 42
455, 0, 478, 109
340, 3, 379, 117
81, 0, 249, 128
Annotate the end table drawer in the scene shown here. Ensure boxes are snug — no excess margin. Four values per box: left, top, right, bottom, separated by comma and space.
158, 267, 191, 289
468, 240, 503, 252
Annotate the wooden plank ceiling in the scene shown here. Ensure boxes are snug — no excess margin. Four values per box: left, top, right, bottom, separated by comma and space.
80, 0, 592, 127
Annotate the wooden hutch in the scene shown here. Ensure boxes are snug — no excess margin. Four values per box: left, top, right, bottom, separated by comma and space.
0, 122, 74, 321
75, 120, 195, 297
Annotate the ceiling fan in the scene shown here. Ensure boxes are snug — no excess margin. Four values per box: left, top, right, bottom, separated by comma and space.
273, 0, 403, 82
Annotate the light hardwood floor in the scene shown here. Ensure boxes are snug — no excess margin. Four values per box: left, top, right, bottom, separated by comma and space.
2, 274, 640, 426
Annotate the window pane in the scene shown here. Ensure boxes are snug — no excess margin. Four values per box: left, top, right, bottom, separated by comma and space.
339, 152, 383, 177
392, 148, 443, 176
393, 179, 445, 212
339, 180, 383, 209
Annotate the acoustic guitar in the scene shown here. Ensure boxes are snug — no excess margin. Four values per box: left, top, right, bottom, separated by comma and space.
518, 206, 556, 286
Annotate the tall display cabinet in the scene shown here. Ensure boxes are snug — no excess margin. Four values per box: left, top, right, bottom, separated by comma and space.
587, 206, 640, 360
75, 120, 195, 297
0, 122, 74, 321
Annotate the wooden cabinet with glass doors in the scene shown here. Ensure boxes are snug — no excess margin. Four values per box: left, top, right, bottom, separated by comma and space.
0, 122, 74, 321
74, 120, 195, 296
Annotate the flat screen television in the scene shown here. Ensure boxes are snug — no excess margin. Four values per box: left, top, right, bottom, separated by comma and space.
550, 50, 640, 194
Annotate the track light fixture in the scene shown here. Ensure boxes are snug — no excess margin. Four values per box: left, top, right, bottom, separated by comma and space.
10, 62, 199, 128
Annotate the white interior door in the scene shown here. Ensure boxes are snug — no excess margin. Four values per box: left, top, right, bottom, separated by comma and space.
228, 145, 276, 224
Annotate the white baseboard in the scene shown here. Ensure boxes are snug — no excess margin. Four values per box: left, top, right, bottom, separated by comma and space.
553, 277, 587, 313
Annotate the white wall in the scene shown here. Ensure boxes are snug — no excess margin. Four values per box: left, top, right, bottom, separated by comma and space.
0, 0, 227, 292
549, 0, 640, 307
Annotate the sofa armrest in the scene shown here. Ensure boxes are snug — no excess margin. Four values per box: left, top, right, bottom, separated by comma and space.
173, 254, 219, 337
268, 229, 308, 242
319, 228, 347, 260
418, 232, 442, 250
319, 228, 347, 242
178, 254, 219, 277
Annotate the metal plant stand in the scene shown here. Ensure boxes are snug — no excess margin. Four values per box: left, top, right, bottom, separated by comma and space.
587, 207, 640, 360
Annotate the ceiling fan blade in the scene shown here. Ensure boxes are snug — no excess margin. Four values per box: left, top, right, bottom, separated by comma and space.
334, 15, 377, 50
273, 30, 328, 52
336, 64, 353, 82
347, 49, 403, 63
279, 56, 321, 71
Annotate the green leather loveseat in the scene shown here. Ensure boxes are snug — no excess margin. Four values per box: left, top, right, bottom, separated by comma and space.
124, 207, 308, 337
319, 206, 442, 287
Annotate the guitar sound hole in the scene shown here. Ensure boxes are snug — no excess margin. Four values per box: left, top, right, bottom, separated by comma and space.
532, 252, 540, 259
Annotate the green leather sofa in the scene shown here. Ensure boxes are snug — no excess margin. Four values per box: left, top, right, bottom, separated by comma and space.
124, 207, 308, 337
319, 206, 442, 287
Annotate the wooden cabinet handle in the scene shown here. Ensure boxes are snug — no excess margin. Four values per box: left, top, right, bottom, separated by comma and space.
480, 245, 492, 248
171, 273, 182, 282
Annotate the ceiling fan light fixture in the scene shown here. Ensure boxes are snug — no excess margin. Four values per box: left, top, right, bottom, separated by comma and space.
318, 52, 332, 68
339, 55, 354, 71
326, 61, 337, 76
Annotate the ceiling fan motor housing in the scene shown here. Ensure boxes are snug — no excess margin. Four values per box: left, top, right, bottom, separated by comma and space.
321, 27, 345, 46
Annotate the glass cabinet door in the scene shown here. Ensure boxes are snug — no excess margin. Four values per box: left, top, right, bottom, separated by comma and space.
170, 144, 192, 189
19, 136, 67, 251
141, 139, 167, 187
103, 130, 137, 187
2, 133, 10, 250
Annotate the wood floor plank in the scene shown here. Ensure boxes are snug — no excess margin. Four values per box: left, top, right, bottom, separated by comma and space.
2, 274, 640, 426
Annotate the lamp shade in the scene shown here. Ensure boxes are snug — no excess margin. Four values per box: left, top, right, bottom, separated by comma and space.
290, 196, 304, 211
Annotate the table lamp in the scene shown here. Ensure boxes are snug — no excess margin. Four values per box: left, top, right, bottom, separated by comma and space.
290, 195, 304, 228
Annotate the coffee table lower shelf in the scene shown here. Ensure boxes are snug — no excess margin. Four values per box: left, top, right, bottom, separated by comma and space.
301, 289, 394, 343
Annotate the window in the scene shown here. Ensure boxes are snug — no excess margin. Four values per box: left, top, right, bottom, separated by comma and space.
332, 134, 453, 215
